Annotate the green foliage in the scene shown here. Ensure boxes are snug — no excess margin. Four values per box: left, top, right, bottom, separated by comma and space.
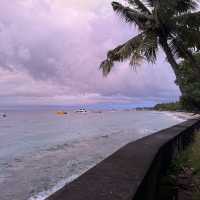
154, 54, 200, 112
178, 54, 200, 111
176, 133, 200, 174
154, 102, 183, 111
158, 133, 200, 200
172, 133, 200, 199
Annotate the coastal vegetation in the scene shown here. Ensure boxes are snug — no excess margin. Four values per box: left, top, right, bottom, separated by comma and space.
100, 0, 200, 111
158, 133, 200, 200
154, 53, 200, 112
154, 102, 183, 111
178, 53, 200, 111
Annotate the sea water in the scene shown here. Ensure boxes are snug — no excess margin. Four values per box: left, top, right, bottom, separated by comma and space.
0, 108, 187, 200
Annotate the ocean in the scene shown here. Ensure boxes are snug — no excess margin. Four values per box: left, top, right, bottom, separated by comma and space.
0, 108, 188, 200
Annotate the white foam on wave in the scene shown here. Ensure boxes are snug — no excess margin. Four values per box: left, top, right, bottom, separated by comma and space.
28, 174, 80, 200
163, 111, 189, 122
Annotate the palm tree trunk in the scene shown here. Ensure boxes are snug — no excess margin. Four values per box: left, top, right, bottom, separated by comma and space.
159, 39, 184, 93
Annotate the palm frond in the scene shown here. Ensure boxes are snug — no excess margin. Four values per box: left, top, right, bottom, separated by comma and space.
128, 33, 159, 68
174, 11, 200, 29
100, 31, 159, 75
168, 37, 195, 62
100, 0, 200, 78
168, 38, 184, 59
174, 25, 200, 50
144, 0, 155, 7
129, 52, 144, 68
111, 2, 153, 29
142, 32, 158, 63
174, 0, 198, 13
169, 36, 200, 77
158, 0, 198, 21
99, 60, 114, 76
126, 0, 151, 14
100, 33, 144, 76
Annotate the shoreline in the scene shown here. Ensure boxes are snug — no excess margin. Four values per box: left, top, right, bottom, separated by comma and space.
46, 119, 200, 200
162, 111, 200, 121
27, 110, 194, 200
0, 110, 195, 200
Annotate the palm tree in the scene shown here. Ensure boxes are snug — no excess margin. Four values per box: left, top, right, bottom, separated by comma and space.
100, 0, 200, 92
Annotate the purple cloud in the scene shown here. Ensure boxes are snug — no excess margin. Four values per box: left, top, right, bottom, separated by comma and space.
0, 0, 180, 106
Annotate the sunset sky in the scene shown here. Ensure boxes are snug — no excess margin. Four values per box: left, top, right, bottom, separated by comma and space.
0, 0, 180, 107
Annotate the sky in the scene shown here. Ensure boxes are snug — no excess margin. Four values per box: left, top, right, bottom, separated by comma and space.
0, 0, 181, 107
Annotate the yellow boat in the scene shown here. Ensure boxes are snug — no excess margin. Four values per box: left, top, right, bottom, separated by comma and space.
56, 111, 67, 116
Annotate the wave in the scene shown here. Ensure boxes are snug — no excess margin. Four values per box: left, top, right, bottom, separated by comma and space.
162, 111, 191, 122
28, 174, 81, 200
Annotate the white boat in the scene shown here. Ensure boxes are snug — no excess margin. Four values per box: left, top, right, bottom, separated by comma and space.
76, 108, 87, 113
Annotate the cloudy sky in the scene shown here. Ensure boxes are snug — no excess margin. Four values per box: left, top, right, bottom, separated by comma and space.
0, 0, 180, 106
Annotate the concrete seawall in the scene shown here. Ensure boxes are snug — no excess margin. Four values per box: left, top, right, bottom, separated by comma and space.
47, 118, 200, 200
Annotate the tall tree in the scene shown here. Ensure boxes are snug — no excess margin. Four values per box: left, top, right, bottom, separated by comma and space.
100, 0, 200, 93
178, 53, 200, 110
